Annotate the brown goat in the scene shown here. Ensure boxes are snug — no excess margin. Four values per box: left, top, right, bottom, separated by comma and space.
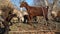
20, 2, 49, 25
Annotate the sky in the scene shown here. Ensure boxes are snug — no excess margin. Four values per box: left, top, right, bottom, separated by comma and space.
10, 0, 20, 7
10, 0, 34, 7
10, 0, 53, 9
10, 0, 34, 10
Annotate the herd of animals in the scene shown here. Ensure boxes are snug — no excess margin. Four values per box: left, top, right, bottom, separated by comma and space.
0, 1, 60, 34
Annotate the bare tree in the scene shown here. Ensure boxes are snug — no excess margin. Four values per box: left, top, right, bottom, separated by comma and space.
42, 0, 59, 20
0, 0, 14, 9
44, 0, 49, 7
52, 0, 58, 11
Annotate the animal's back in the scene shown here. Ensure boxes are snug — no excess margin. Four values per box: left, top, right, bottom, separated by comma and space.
28, 6, 47, 16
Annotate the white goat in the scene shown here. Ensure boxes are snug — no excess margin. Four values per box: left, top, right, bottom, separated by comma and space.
13, 8, 28, 22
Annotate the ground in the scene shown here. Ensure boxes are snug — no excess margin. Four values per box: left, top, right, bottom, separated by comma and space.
9, 17, 60, 34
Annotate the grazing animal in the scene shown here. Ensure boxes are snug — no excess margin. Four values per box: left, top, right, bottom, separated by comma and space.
51, 10, 60, 22
20, 1, 49, 25
13, 9, 24, 22
13, 8, 29, 23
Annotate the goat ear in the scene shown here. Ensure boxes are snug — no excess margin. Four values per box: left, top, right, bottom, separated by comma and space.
22, 0, 25, 2
20, 1, 24, 4
20, 0, 25, 3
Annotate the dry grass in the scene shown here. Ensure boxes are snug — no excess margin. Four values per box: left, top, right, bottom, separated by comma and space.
9, 17, 60, 34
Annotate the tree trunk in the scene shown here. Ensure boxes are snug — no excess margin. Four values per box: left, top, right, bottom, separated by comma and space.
48, 0, 58, 20
52, 0, 58, 11
44, 0, 48, 6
